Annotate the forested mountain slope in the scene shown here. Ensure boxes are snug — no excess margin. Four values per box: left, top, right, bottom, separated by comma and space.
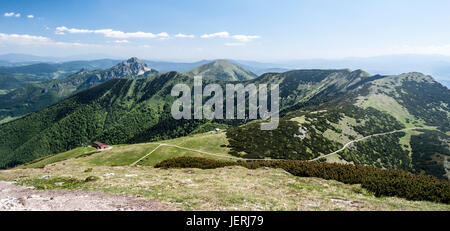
227, 72, 450, 179
0, 58, 158, 124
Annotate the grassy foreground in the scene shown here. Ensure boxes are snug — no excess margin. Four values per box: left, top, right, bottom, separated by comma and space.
2, 164, 449, 211
1, 132, 449, 211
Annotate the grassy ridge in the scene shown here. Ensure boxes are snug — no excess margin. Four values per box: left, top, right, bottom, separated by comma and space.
16, 132, 235, 168
184, 60, 257, 81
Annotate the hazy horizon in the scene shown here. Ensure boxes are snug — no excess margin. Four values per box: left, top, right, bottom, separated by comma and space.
2, 0, 450, 61
2, 52, 450, 64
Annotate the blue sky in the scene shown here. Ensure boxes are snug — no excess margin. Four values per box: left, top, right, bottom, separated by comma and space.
1, 0, 450, 61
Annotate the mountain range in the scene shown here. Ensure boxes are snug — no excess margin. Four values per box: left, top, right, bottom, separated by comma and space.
2, 53, 450, 87
0, 58, 448, 181
0, 59, 259, 124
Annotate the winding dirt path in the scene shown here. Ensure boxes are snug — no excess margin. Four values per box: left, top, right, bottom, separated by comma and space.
130, 144, 163, 166
0, 181, 168, 211
131, 143, 244, 166
129, 127, 432, 165
311, 127, 424, 161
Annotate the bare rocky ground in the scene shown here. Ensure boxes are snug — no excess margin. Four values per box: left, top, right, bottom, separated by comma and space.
0, 181, 168, 211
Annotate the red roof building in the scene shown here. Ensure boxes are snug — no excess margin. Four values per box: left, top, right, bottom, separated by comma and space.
92, 142, 112, 150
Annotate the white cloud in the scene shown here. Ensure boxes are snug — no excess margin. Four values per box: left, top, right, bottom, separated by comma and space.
0, 33, 50, 44
55, 26, 170, 39
201, 31, 230, 39
0, 33, 95, 48
175, 33, 195, 38
27, 15, 34, 18
232, 35, 260, 42
114, 40, 130, 44
201, 31, 260, 42
56, 26, 93, 34
156, 32, 170, 40
225, 42, 245, 47
4, 12, 21, 17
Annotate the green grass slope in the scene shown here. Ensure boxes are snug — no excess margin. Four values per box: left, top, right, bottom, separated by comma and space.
17, 132, 234, 169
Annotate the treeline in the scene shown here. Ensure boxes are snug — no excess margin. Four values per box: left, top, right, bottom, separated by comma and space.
340, 106, 405, 136
340, 133, 411, 170
410, 130, 450, 179
393, 79, 450, 131
155, 157, 450, 204
226, 105, 406, 163
226, 119, 342, 160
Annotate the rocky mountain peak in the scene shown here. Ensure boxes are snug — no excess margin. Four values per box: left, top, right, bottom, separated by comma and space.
77, 68, 90, 75
127, 57, 139, 62
111, 57, 152, 76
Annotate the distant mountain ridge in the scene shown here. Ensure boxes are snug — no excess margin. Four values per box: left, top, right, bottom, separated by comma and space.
1, 53, 450, 87
0, 59, 123, 84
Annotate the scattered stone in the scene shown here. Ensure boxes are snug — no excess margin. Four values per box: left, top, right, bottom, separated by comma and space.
17, 197, 27, 206
329, 197, 363, 208
330, 198, 351, 204
306, 202, 320, 207
84, 176, 100, 182
125, 174, 138, 178
0, 197, 25, 210
294, 127, 308, 140
104, 173, 115, 177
